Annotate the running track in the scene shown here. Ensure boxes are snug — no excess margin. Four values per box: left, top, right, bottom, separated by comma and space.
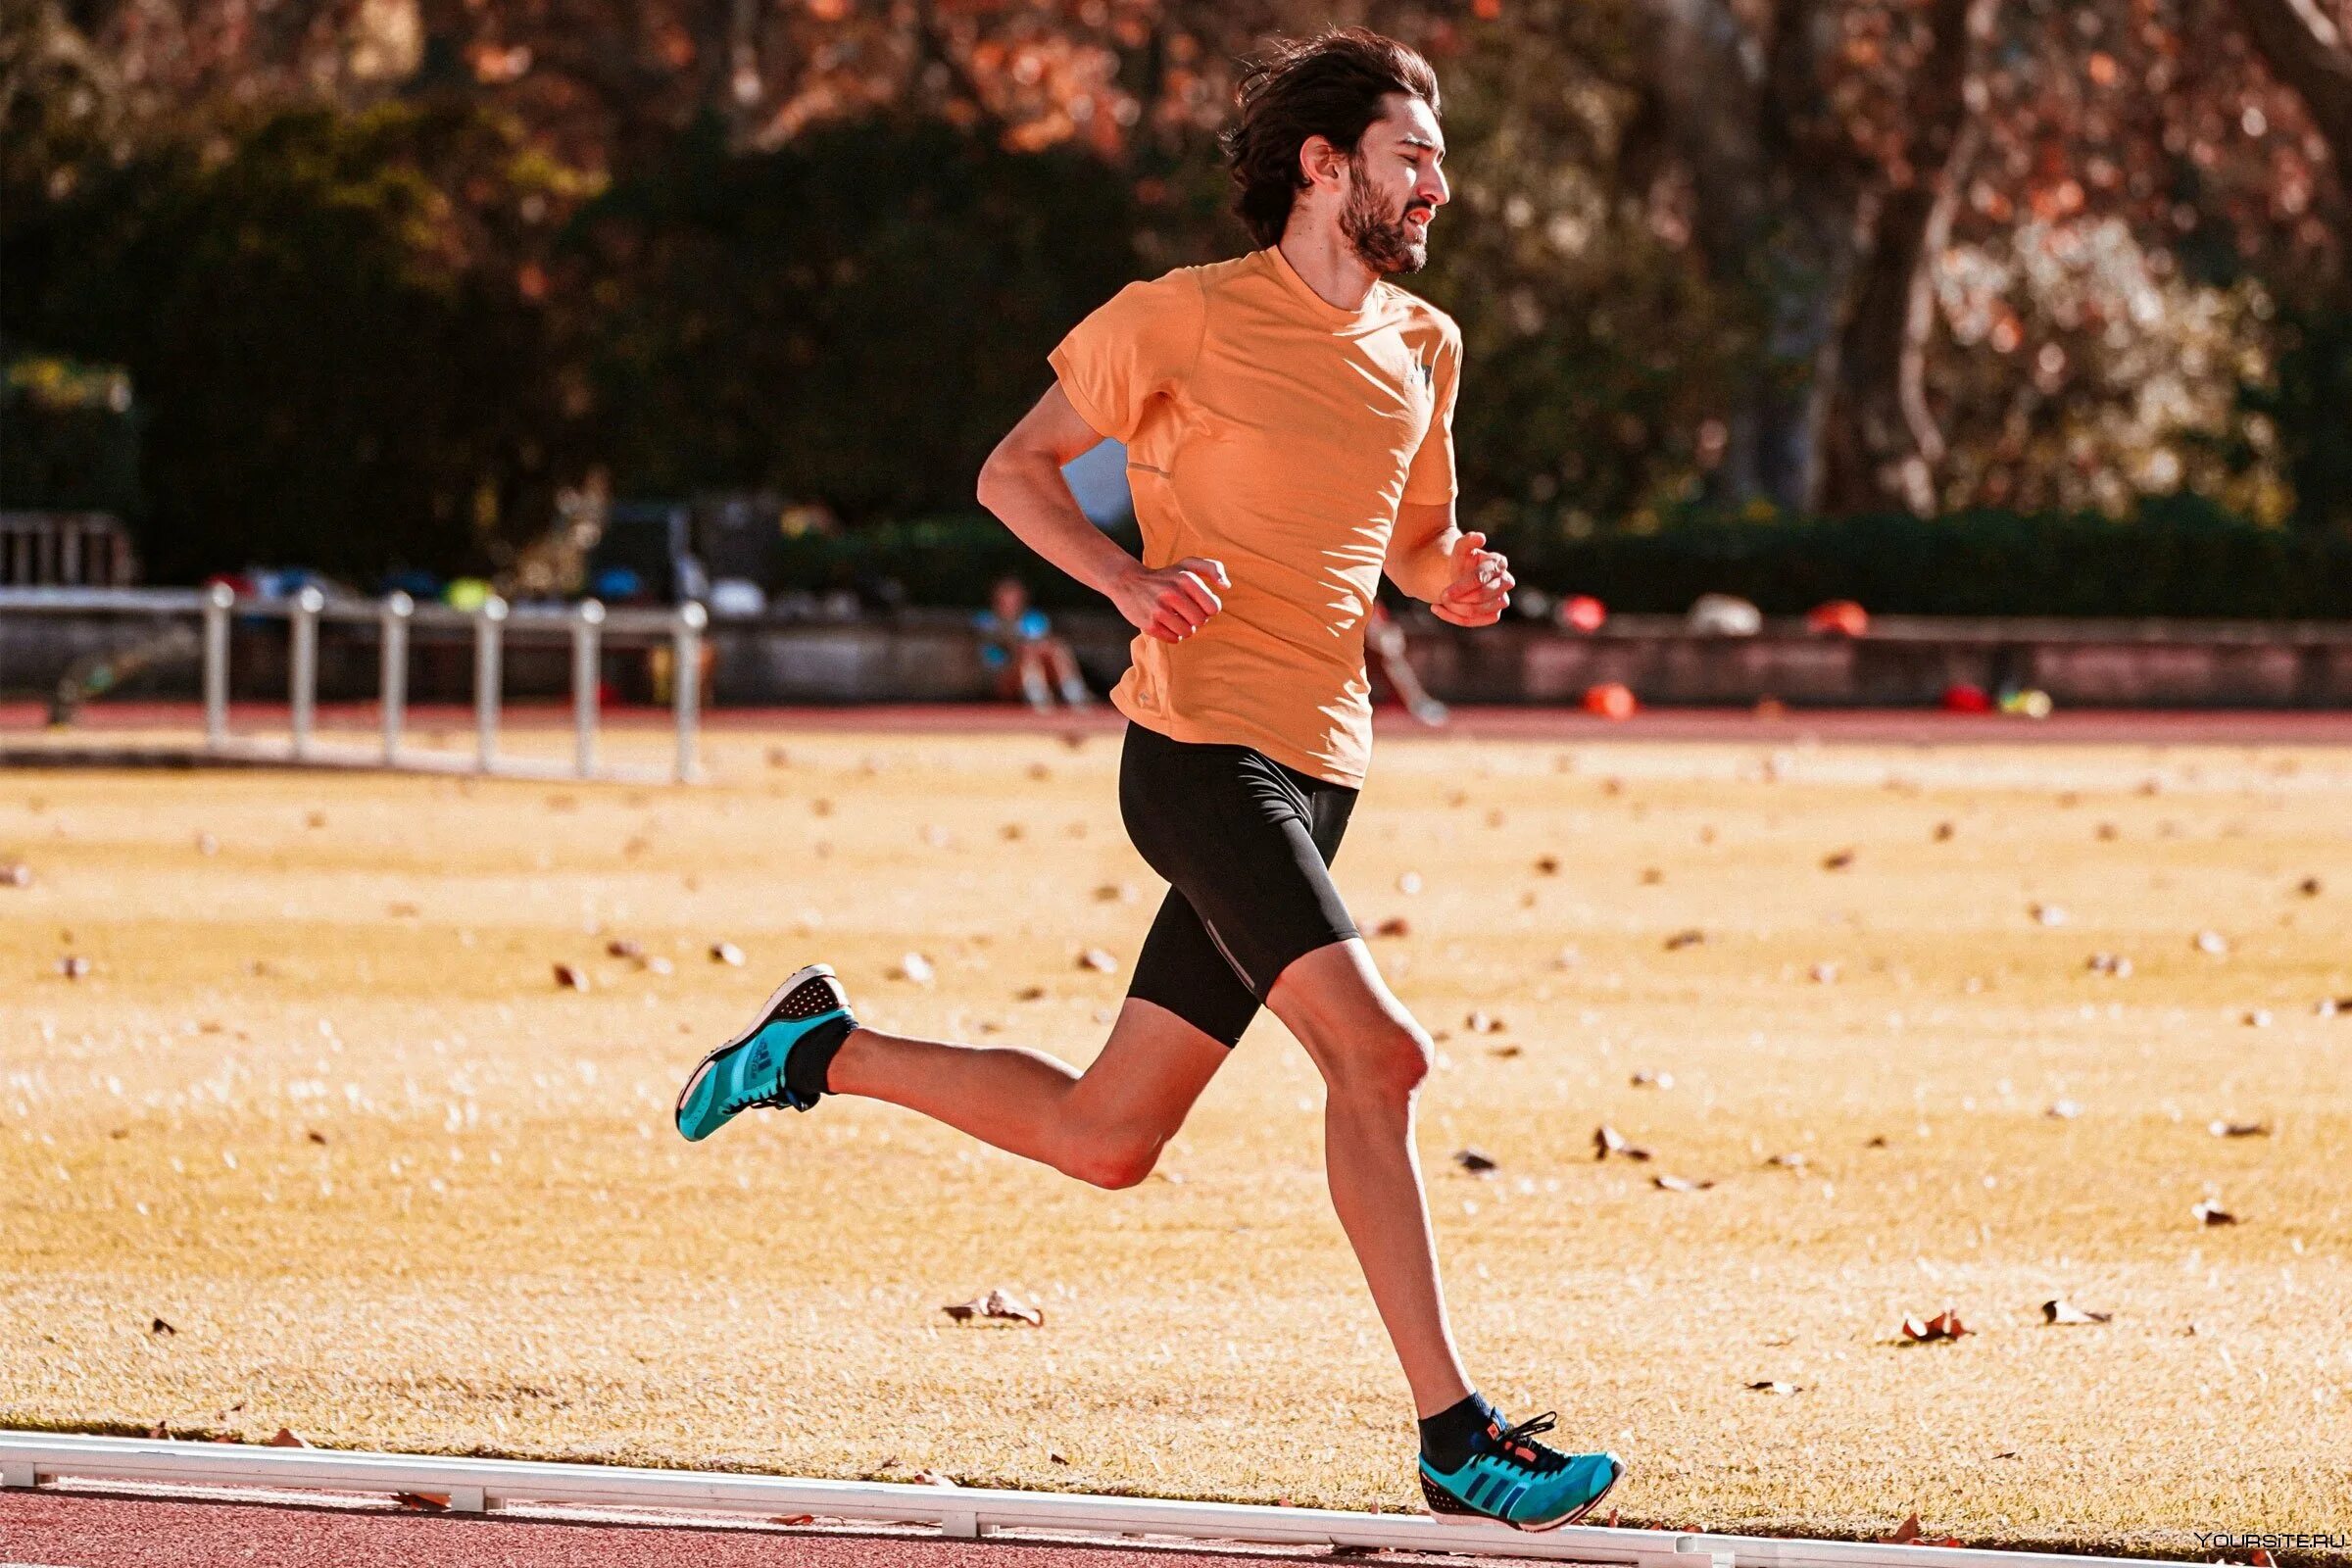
0, 1486, 1523, 1568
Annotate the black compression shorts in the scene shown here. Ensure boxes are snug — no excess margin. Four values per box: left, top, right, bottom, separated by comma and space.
1117, 721, 1361, 1047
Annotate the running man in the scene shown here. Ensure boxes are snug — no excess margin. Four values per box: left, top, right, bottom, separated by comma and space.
675, 27, 1626, 1532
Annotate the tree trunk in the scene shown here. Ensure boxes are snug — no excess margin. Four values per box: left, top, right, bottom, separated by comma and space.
1632, 0, 1867, 514
2230, 0, 2352, 164
1818, 0, 1998, 516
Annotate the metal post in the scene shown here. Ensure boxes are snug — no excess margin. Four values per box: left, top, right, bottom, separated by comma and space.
203, 583, 233, 752
673, 601, 707, 784
572, 600, 604, 779
380, 593, 412, 763
475, 595, 507, 773
289, 586, 322, 760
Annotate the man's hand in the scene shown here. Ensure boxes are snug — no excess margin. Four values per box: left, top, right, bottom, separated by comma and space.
1431, 532, 1513, 627
1110, 557, 1230, 643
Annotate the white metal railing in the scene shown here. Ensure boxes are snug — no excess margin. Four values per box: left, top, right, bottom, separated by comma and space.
3, 585, 707, 783
0, 1433, 2166, 1567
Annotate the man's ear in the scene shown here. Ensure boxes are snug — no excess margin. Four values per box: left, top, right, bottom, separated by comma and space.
1298, 132, 1348, 191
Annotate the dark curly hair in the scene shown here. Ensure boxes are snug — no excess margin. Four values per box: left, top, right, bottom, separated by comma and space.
1222, 28, 1442, 250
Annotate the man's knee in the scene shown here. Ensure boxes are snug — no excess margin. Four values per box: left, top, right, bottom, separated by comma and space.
1058, 1124, 1163, 1190
1321, 1016, 1434, 1104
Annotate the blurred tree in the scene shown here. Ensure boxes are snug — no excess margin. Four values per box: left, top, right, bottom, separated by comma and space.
5, 101, 595, 582
1619, 0, 2020, 518
573, 115, 1145, 519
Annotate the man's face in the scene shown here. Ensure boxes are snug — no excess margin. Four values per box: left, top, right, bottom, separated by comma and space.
1341, 92, 1448, 275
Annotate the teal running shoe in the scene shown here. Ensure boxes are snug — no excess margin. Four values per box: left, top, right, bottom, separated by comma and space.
1418, 1410, 1625, 1532
674, 964, 857, 1142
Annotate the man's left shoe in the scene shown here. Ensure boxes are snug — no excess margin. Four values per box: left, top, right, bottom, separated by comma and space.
673, 963, 856, 1142
1417, 1411, 1625, 1532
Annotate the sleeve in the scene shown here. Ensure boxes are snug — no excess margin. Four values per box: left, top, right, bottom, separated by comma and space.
1047, 272, 1204, 444
1400, 321, 1461, 506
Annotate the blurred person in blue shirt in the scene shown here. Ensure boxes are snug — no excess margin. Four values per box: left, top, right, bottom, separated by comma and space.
975, 575, 1092, 710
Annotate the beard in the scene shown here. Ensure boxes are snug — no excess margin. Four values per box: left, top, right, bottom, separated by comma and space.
1341, 155, 1430, 275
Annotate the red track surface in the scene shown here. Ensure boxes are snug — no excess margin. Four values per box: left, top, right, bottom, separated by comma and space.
0, 1488, 1513, 1568
7, 699, 2352, 747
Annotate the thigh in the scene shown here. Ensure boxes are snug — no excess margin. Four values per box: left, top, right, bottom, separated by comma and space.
1128, 887, 1264, 1048
1065, 993, 1235, 1144
1118, 723, 1361, 1002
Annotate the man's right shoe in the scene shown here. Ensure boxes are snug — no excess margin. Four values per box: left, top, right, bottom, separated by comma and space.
674, 963, 856, 1142
1418, 1410, 1625, 1532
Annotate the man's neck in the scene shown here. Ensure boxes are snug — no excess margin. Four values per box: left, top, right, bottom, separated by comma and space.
1276, 228, 1379, 313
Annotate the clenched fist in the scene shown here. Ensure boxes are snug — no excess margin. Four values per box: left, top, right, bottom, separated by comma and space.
1432, 532, 1513, 627
1111, 557, 1231, 643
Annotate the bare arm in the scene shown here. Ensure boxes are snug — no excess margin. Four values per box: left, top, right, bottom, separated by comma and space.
977, 384, 1228, 643
1385, 499, 1514, 626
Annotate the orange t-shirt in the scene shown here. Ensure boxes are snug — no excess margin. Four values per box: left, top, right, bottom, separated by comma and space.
1048, 245, 1460, 787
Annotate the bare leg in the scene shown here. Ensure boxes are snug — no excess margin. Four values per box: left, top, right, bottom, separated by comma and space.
1265, 939, 1472, 1418
826, 997, 1229, 1189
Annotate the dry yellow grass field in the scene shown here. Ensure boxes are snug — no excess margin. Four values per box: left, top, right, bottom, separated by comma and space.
4, 726, 2349, 1559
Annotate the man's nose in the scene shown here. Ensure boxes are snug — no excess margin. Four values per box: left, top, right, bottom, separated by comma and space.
1418, 169, 1449, 209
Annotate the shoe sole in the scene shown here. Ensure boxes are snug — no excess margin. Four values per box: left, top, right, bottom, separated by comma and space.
1420, 1461, 1624, 1533
673, 962, 839, 1135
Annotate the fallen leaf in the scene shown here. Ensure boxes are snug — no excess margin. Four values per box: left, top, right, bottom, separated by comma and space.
59, 956, 89, 979
266, 1428, 309, 1447
2046, 1100, 2083, 1119
2030, 903, 2067, 926
2041, 1298, 2113, 1326
1822, 850, 1854, 870
1663, 929, 1703, 951
1809, 962, 1838, 983
1631, 1069, 1674, 1089
1093, 883, 1133, 903
1077, 948, 1118, 974
1640, 866, 1662, 884
1900, 1308, 1970, 1342
1652, 1173, 1713, 1192
2208, 1118, 2271, 1138
2094, 822, 2118, 841
1933, 821, 1955, 841
2244, 1009, 2273, 1028
912, 1470, 957, 1487
606, 939, 644, 960
1746, 1380, 1799, 1395
1765, 1152, 1808, 1170
306, 811, 326, 829
553, 963, 588, 992
1014, 985, 1046, 1002
2297, 877, 2322, 898
1049, 1451, 1069, 1465
387, 901, 420, 918
1454, 1148, 1498, 1174
1535, 856, 1560, 874
1, 862, 32, 888
394, 1492, 450, 1511
1489, 1044, 1523, 1058
710, 942, 747, 966
896, 952, 935, 985
306, 1131, 327, 1145
942, 1288, 1044, 1327
1865, 1134, 1889, 1148
150, 1317, 174, 1337
1465, 1009, 1504, 1034
1373, 915, 1412, 938
1592, 1125, 1653, 1161
2195, 930, 2230, 956
2085, 953, 2132, 977
773, 1513, 816, 1525
2191, 1200, 2238, 1226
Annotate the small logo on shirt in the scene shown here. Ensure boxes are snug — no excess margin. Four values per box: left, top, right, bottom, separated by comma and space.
1411, 356, 1436, 392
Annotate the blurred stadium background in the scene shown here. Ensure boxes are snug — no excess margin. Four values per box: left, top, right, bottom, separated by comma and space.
6, 0, 2352, 640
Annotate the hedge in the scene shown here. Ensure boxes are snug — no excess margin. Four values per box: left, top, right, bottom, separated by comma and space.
774, 505, 2352, 620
